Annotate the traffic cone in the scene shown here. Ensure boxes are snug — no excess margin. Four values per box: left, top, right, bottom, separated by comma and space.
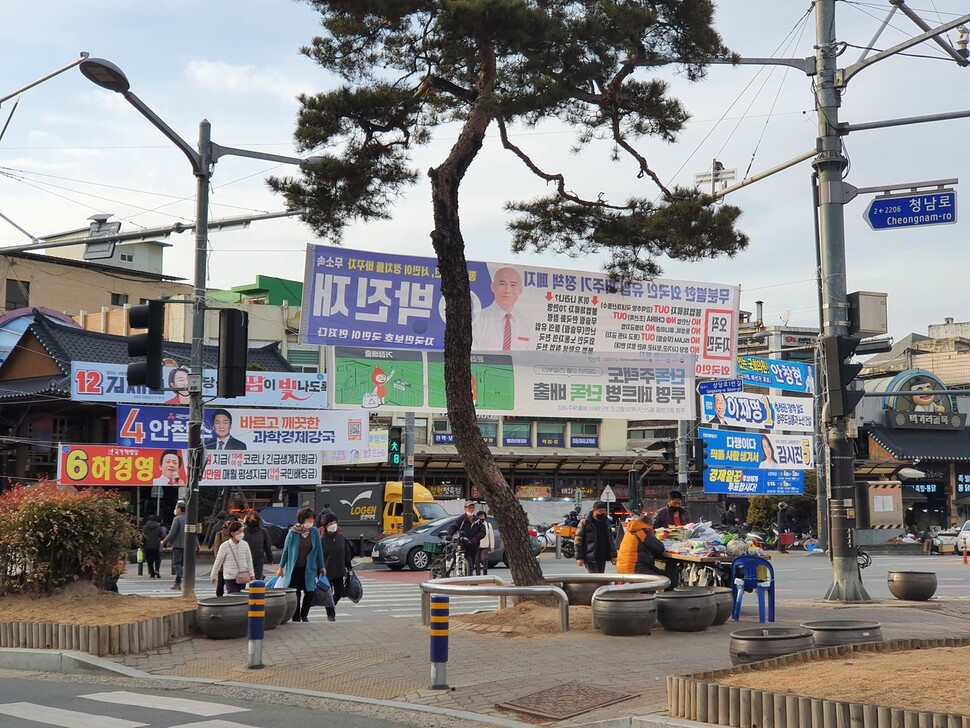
963, 541, 968, 566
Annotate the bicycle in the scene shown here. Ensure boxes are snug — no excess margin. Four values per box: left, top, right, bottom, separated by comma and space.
428, 539, 470, 579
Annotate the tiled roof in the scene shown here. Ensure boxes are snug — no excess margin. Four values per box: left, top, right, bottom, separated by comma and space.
868, 424, 970, 462
0, 375, 71, 401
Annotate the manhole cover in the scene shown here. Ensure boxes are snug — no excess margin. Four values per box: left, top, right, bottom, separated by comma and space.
498, 682, 636, 720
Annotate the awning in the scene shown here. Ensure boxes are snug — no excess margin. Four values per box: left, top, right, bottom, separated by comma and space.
868, 424, 970, 462
900, 485, 927, 503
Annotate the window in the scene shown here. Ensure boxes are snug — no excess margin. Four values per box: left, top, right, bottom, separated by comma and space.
120, 253, 134, 262
502, 420, 532, 447
478, 421, 498, 445
4, 279, 29, 311
110, 293, 129, 306
537, 421, 566, 447
286, 349, 319, 373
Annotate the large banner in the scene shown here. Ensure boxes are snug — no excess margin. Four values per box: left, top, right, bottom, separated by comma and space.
698, 426, 807, 496
329, 346, 696, 419
56, 444, 322, 487
703, 467, 805, 496
320, 429, 390, 465
302, 244, 739, 378
736, 355, 814, 394
71, 361, 327, 408
116, 405, 367, 452
700, 391, 813, 433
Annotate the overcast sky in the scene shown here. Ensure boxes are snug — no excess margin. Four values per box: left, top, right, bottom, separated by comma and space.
1, 1, 968, 343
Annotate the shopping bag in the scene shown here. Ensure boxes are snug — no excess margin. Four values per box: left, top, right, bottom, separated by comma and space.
315, 573, 331, 592
313, 583, 335, 608
346, 569, 363, 603
264, 575, 282, 589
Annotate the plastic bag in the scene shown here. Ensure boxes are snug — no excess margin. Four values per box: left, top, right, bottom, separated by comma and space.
346, 570, 363, 603
265, 575, 282, 589
313, 583, 335, 608
316, 574, 331, 592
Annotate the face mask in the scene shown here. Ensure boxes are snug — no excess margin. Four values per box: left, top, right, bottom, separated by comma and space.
465, 511, 475, 517
303, 521, 314, 529
246, 520, 257, 527
232, 531, 242, 541
326, 524, 338, 533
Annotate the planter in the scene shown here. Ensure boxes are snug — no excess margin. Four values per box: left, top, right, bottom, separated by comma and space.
197, 595, 249, 640
800, 620, 883, 647
656, 591, 717, 632
591, 592, 658, 636
562, 582, 599, 606
729, 627, 815, 666
674, 586, 733, 626
243, 589, 287, 630
270, 587, 297, 624
887, 571, 937, 601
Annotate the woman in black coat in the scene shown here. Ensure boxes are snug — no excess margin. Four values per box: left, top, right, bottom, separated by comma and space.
320, 513, 354, 622
241, 511, 275, 580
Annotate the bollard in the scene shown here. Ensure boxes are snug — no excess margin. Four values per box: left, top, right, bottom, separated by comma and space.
429, 594, 449, 689
555, 534, 562, 559
247, 580, 265, 670
963, 541, 968, 566
137, 548, 144, 576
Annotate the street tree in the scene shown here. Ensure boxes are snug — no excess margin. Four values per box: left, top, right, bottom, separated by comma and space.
270, 0, 749, 587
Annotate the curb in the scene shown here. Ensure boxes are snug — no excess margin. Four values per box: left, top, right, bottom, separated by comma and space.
0, 647, 531, 728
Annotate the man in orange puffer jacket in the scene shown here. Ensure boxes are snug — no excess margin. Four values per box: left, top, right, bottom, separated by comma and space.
616, 516, 667, 576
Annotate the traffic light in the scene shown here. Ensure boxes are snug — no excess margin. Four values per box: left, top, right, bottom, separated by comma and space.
217, 309, 249, 398
387, 426, 403, 466
127, 300, 165, 389
822, 335, 864, 418
693, 438, 709, 473
660, 440, 676, 475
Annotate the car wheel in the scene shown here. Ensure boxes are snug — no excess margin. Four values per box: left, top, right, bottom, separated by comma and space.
408, 547, 431, 571
387, 564, 405, 571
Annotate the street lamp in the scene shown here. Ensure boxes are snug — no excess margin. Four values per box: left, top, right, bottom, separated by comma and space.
79, 56, 309, 599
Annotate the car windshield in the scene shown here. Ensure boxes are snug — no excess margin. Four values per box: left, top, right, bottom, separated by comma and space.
416, 502, 448, 520
409, 516, 454, 534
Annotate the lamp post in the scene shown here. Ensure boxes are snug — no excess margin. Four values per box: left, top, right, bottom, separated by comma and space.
80, 57, 309, 599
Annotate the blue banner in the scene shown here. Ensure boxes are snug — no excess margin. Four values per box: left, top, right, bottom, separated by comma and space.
704, 467, 805, 495
700, 392, 813, 432
698, 428, 813, 469
736, 355, 814, 394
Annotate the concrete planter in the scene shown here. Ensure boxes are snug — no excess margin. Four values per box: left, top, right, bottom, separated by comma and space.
657, 590, 717, 632
675, 586, 733, 625
800, 620, 883, 647
729, 626, 815, 666
591, 592, 658, 636
197, 595, 250, 640
887, 571, 937, 601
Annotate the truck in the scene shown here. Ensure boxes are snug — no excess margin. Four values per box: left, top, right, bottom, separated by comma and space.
315, 481, 447, 556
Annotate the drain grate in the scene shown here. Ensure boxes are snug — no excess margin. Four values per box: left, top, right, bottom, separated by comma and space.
498, 682, 636, 720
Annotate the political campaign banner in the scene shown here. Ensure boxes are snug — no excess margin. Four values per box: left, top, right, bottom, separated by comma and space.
698, 427, 814, 470
700, 391, 814, 433
56, 444, 322, 487
329, 346, 696, 419
116, 405, 367, 452
71, 361, 327, 408
703, 467, 805, 496
319, 429, 389, 465
736, 355, 814, 394
303, 244, 739, 378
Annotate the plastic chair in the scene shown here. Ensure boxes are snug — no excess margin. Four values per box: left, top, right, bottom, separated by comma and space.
730, 555, 775, 623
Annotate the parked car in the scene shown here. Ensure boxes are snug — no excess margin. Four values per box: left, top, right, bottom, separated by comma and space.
955, 521, 970, 553
371, 515, 542, 571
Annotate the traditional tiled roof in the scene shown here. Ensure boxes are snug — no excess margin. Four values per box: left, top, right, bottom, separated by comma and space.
868, 424, 970, 462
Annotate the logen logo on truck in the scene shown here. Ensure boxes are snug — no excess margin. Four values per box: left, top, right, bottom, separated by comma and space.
341, 490, 378, 519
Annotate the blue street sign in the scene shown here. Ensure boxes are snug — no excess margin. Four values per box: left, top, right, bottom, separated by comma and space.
865, 190, 956, 231
697, 378, 743, 395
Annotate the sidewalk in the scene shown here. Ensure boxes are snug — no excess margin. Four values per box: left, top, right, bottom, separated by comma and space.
103, 587, 970, 726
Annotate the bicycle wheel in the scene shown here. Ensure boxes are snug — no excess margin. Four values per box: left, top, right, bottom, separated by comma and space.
455, 554, 469, 577
430, 556, 447, 579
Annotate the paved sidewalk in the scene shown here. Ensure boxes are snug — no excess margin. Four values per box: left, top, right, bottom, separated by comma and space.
106, 590, 970, 726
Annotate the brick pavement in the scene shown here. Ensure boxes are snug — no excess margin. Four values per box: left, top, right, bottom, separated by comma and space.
108, 594, 970, 726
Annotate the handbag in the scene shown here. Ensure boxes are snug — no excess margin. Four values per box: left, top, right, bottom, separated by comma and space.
313, 582, 335, 608
315, 573, 331, 591
346, 569, 363, 603
227, 543, 252, 584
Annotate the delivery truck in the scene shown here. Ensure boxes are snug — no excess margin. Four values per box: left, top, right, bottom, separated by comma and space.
315, 481, 447, 556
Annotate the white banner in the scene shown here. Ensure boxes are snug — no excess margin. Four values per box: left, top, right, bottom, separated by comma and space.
201, 451, 322, 486
320, 430, 389, 465
700, 391, 813, 432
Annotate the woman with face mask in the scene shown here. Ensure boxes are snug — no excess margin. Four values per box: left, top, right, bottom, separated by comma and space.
209, 520, 254, 594
241, 511, 275, 580
319, 513, 353, 622
277, 507, 327, 622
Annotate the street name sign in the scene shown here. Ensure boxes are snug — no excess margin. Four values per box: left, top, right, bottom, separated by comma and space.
697, 378, 743, 395
865, 190, 956, 231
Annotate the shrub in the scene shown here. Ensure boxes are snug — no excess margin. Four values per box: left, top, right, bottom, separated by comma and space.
0, 483, 138, 594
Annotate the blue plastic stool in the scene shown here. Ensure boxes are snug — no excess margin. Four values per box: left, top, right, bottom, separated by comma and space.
730, 555, 775, 623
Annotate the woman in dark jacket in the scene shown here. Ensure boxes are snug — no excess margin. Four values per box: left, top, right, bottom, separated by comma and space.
320, 513, 353, 622
141, 514, 163, 579
242, 511, 275, 580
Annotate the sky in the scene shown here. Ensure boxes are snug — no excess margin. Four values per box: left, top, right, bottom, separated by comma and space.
1, 1, 969, 345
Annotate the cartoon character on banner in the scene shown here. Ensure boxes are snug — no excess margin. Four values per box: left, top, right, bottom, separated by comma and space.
365, 365, 396, 407
910, 382, 945, 413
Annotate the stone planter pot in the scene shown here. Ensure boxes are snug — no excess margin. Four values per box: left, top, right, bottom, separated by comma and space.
674, 586, 733, 626
270, 587, 297, 624
197, 595, 249, 640
887, 571, 937, 601
562, 582, 599, 606
800, 620, 883, 647
591, 592, 658, 636
244, 589, 287, 630
656, 591, 717, 632
729, 627, 815, 666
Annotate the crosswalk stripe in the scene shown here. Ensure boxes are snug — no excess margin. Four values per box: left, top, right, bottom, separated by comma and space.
170, 722, 261, 728
81, 691, 248, 716
0, 703, 146, 728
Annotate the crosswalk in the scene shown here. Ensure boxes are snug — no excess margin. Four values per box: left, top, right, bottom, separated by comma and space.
0, 691, 253, 728
117, 573, 503, 620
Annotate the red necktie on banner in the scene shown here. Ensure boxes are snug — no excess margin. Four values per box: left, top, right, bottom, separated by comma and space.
503, 313, 512, 351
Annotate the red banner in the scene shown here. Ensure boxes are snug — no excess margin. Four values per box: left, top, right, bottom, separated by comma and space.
57, 444, 187, 487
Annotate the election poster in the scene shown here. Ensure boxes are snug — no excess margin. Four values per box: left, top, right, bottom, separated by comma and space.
302, 244, 739, 378
320, 429, 390, 465
71, 361, 327, 408
330, 346, 696, 419
57, 444, 322, 487
700, 391, 814, 433
698, 426, 808, 496
736, 355, 815, 394
116, 405, 367, 452
703, 467, 805, 496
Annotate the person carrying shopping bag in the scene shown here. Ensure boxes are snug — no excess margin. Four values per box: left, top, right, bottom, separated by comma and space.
277, 507, 327, 623
320, 513, 353, 622
209, 521, 254, 594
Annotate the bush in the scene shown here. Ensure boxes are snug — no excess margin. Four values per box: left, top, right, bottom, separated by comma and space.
0, 483, 138, 595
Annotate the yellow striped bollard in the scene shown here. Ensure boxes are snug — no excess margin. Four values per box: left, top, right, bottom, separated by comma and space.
247, 580, 265, 669
429, 594, 449, 689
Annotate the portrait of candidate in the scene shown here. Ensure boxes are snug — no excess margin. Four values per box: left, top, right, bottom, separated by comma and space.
708, 393, 728, 424
165, 367, 191, 406
153, 449, 186, 486
204, 409, 248, 451
471, 266, 535, 351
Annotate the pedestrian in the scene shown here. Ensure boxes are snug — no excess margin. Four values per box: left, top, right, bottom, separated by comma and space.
209, 521, 254, 594
242, 511, 275, 580
141, 514, 163, 579
652, 490, 691, 528
212, 514, 240, 597
474, 510, 495, 575
574, 501, 617, 573
276, 507, 327, 623
616, 515, 667, 577
160, 502, 186, 590
446, 502, 486, 570
777, 502, 793, 553
919, 529, 935, 555
316, 502, 336, 528
320, 513, 353, 622
720, 503, 741, 530
204, 510, 230, 549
